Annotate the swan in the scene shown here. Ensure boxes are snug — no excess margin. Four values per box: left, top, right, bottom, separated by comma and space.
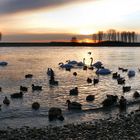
128, 70, 135, 77
77, 58, 85, 66
47, 68, 54, 76
59, 62, 73, 69
96, 68, 111, 75
66, 60, 78, 65
0, 61, 8, 66
93, 61, 103, 69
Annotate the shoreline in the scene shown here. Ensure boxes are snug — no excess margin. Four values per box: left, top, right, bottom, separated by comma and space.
0, 109, 140, 140
0, 41, 140, 47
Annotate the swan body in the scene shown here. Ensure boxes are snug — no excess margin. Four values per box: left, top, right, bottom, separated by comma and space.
0, 61, 8, 66
128, 70, 135, 77
96, 68, 111, 75
59, 62, 73, 69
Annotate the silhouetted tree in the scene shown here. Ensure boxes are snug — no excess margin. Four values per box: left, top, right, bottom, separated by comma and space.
97, 31, 104, 42
92, 34, 97, 43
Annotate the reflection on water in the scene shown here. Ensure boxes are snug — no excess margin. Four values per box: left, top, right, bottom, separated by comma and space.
0, 46, 140, 128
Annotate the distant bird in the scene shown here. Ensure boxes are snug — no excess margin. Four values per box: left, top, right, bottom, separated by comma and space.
3, 96, 10, 105
86, 95, 95, 101
32, 102, 40, 110
11, 92, 23, 98
20, 86, 28, 92
66, 100, 82, 110
25, 74, 33, 78
87, 78, 92, 83
88, 52, 92, 55
122, 86, 131, 93
73, 72, 77, 76
93, 78, 99, 85
32, 84, 42, 91
69, 87, 78, 96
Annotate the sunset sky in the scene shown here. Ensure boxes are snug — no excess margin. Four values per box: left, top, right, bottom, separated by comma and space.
0, 0, 140, 42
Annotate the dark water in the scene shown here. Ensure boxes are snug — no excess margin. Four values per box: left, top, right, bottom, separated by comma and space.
0, 46, 140, 128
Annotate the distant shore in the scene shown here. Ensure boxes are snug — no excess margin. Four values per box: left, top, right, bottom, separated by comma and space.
0, 41, 140, 47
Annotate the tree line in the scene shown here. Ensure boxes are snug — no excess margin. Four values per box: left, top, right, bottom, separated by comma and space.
92, 29, 138, 43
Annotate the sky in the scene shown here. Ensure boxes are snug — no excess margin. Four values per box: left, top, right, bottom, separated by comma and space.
0, 0, 140, 42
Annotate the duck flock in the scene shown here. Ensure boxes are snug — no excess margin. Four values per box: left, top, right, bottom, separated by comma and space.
0, 53, 140, 122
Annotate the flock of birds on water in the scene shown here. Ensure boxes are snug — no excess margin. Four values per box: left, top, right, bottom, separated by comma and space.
0, 51, 140, 121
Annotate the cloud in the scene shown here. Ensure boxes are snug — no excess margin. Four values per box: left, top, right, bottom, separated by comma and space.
0, 0, 88, 15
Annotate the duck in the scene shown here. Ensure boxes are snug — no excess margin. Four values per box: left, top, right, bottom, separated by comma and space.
25, 74, 33, 78
93, 78, 99, 85
32, 84, 42, 91
32, 102, 40, 110
11, 92, 23, 98
66, 100, 82, 110
69, 87, 78, 95
20, 86, 28, 92
117, 77, 125, 85
87, 78, 92, 84
73, 72, 77, 76
133, 91, 140, 98
3, 96, 10, 105
48, 107, 64, 121
86, 95, 95, 101
122, 86, 131, 93
112, 72, 120, 79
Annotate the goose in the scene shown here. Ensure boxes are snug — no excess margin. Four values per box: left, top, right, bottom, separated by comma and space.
66, 100, 82, 110
32, 84, 42, 91
3, 96, 10, 105
11, 92, 23, 98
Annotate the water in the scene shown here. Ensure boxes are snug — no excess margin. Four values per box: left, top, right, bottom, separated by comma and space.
0, 46, 140, 128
